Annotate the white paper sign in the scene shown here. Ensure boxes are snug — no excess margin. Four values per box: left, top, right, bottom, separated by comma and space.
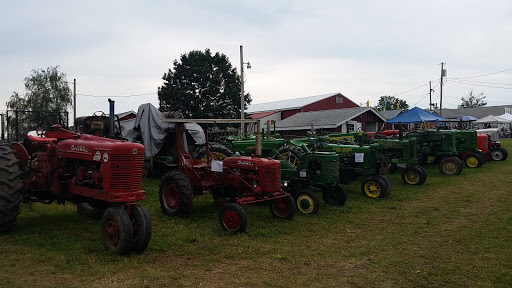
299, 171, 307, 178
211, 160, 223, 172
397, 163, 407, 168
355, 153, 364, 163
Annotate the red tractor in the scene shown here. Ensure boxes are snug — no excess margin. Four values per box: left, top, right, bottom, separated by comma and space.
477, 128, 508, 161
158, 119, 296, 233
0, 122, 151, 255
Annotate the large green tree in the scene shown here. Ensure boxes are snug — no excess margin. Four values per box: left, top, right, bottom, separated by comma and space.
158, 49, 251, 119
6, 66, 72, 136
458, 90, 487, 108
375, 96, 409, 111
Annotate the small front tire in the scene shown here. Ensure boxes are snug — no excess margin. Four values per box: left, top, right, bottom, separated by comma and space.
269, 195, 296, 219
295, 190, 320, 214
219, 203, 247, 233
101, 207, 134, 255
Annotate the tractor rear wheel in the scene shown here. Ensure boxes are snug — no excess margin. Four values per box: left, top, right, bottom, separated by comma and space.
439, 156, 463, 175
295, 190, 320, 214
101, 207, 134, 255
159, 170, 194, 217
491, 147, 508, 161
219, 203, 247, 233
129, 204, 152, 254
401, 166, 427, 185
464, 152, 484, 168
322, 183, 347, 206
194, 143, 234, 162
275, 145, 305, 167
0, 143, 23, 234
378, 175, 392, 197
361, 176, 387, 198
269, 195, 296, 219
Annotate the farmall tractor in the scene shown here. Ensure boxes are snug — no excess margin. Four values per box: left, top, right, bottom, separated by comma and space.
158, 119, 296, 233
0, 119, 151, 255
477, 128, 508, 161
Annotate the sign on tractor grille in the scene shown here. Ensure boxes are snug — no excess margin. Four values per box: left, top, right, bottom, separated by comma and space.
108, 154, 144, 191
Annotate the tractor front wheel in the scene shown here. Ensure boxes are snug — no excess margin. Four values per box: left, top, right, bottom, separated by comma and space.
101, 207, 134, 255
322, 183, 347, 206
129, 204, 152, 254
219, 203, 247, 233
491, 147, 508, 161
378, 175, 392, 197
361, 176, 387, 198
159, 170, 194, 217
464, 152, 484, 168
401, 166, 427, 185
439, 157, 463, 175
0, 143, 23, 234
295, 190, 320, 214
269, 195, 296, 219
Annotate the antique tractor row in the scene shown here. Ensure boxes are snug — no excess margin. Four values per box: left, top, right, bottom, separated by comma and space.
0, 122, 151, 255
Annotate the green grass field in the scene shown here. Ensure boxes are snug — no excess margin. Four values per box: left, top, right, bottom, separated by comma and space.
1, 140, 511, 288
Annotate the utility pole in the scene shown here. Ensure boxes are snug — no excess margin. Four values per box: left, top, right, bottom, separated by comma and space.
240, 45, 245, 136
439, 62, 446, 117
73, 78, 76, 128
429, 81, 432, 110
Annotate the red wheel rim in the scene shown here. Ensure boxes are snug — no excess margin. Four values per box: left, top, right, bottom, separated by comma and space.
164, 183, 180, 211
222, 209, 240, 231
105, 220, 119, 246
273, 198, 290, 217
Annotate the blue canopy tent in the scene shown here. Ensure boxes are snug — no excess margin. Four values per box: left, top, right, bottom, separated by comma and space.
386, 107, 447, 124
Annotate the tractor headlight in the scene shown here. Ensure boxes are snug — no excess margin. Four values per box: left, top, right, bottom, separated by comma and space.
283, 180, 289, 187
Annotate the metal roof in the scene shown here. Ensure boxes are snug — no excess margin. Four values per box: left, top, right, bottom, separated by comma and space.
275, 107, 385, 131
246, 93, 340, 113
434, 105, 512, 119
376, 109, 403, 120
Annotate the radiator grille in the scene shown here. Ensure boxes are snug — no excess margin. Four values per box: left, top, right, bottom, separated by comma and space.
322, 159, 340, 179
108, 154, 144, 191
260, 167, 280, 192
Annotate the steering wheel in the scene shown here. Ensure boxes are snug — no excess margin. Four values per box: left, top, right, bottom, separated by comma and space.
36, 114, 66, 137
92, 111, 106, 117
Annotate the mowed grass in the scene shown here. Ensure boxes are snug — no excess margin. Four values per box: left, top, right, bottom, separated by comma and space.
1, 140, 512, 287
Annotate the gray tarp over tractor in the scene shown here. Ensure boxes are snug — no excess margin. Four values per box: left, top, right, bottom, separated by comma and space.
120, 103, 205, 157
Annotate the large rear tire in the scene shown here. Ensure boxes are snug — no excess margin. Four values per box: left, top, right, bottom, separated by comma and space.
0, 143, 23, 234
275, 145, 305, 167
194, 143, 234, 162
439, 156, 463, 175
129, 204, 152, 254
159, 170, 194, 217
101, 207, 134, 255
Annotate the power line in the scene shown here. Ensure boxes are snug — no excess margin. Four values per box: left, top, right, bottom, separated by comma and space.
447, 79, 512, 86
449, 68, 512, 80
448, 79, 512, 90
77, 92, 157, 98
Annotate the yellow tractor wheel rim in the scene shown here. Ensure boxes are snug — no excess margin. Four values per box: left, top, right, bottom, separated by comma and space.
404, 170, 420, 184
466, 156, 479, 168
201, 152, 228, 162
364, 181, 381, 198
296, 194, 315, 214
279, 152, 299, 167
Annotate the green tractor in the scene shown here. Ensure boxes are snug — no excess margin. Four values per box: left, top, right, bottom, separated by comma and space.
276, 144, 347, 213
293, 135, 392, 199
452, 130, 486, 168
326, 130, 427, 186
406, 129, 464, 175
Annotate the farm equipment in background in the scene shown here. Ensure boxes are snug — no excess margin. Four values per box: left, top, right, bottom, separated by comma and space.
325, 128, 427, 186
452, 130, 486, 168
405, 130, 464, 175
477, 128, 508, 161
1, 119, 151, 255
157, 119, 296, 233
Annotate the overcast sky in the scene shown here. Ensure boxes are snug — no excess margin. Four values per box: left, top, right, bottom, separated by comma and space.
1, 0, 511, 120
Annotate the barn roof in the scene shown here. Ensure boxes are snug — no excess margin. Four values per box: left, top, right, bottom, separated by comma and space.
247, 111, 279, 119
246, 93, 340, 113
275, 107, 385, 131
